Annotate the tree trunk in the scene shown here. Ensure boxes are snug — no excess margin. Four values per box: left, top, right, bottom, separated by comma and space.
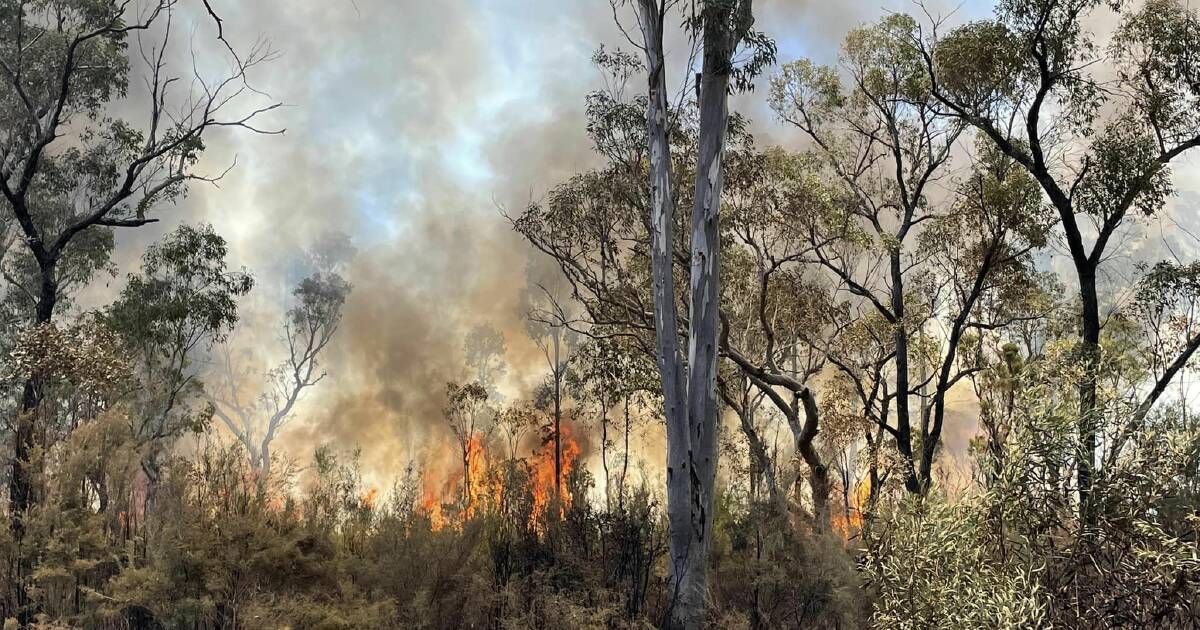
632, 2, 692, 624
601, 397, 611, 509
553, 327, 562, 498
1077, 265, 1100, 526
668, 11, 740, 627
9, 257, 58, 623
258, 436, 274, 498
10, 260, 58, 527
889, 251, 920, 493
797, 389, 830, 529
620, 396, 631, 510
739, 393, 779, 506
633, 2, 749, 627
462, 451, 472, 512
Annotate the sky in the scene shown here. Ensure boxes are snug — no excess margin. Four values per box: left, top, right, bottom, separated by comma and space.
90, 0, 1200, 486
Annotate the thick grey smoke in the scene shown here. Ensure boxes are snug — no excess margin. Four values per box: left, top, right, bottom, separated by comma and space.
90, 0, 1200, 485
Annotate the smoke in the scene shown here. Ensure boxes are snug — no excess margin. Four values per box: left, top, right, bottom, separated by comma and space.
107, 0, 628, 482
143, 0, 865, 483
91, 0, 1199, 487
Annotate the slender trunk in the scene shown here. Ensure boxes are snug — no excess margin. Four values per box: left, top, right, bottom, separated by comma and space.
797, 389, 830, 529
463, 450, 472, 513
553, 327, 563, 498
256, 434, 273, 500
1078, 265, 1100, 526
862, 399, 890, 534
10, 260, 57, 524
739, 399, 780, 507
632, 1, 691, 625
890, 251, 920, 493
920, 241, 999, 491
841, 464, 852, 535
10, 257, 57, 624
668, 14, 738, 627
620, 396, 631, 511
601, 397, 611, 510
920, 327, 963, 491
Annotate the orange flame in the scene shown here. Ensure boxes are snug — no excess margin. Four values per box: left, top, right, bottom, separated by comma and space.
420, 492, 446, 530
419, 433, 489, 529
418, 424, 584, 531
360, 486, 379, 510
464, 434, 489, 517
832, 477, 870, 540
531, 423, 581, 519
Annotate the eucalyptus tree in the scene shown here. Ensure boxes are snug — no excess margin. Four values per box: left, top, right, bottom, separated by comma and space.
442, 380, 490, 513
521, 264, 580, 500
718, 148, 846, 525
567, 338, 622, 508
568, 334, 657, 509
103, 223, 252, 508
769, 15, 1049, 494
464, 323, 507, 399
0, 0, 278, 536
924, 0, 1200, 518
621, 2, 773, 624
209, 272, 350, 488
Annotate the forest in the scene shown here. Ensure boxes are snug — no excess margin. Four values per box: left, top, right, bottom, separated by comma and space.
3, 0, 1200, 628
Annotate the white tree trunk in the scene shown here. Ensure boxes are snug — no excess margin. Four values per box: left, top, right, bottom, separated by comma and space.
632, 2, 746, 627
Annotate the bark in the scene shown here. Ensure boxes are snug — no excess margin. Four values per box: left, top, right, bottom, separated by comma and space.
259, 433, 274, 497
8, 258, 58, 624
889, 251, 920, 493
632, 2, 751, 626
601, 397, 611, 509
620, 396, 632, 510
1077, 266, 1100, 524
553, 327, 563, 498
462, 452, 472, 511
797, 389, 830, 528
10, 259, 58, 530
719, 377, 781, 507
919, 240, 1000, 490
632, 0, 690, 623
721, 340, 827, 527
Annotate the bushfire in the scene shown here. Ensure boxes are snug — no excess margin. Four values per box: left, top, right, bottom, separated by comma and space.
832, 477, 870, 540
419, 424, 583, 530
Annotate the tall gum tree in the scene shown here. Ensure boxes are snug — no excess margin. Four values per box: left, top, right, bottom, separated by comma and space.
923, 0, 1200, 521
0, 2, 278, 619
625, 1, 768, 626
510, 7, 772, 621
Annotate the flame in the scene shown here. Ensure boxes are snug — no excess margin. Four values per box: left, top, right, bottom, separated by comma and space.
420, 492, 446, 530
464, 434, 489, 516
832, 477, 870, 540
360, 486, 379, 510
419, 433, 490, 529
531, 423, 581, 519
417, 423, 584, 531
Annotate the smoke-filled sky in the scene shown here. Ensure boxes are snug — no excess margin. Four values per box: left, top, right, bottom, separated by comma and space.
90, 0, 1200, 485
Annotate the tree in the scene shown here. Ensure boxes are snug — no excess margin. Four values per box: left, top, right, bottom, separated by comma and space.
568, 336, 655, 509
464, 322, 507, 398
924, 0, 1200, 520
496, 399, 538, 463
623, 1, 768, 626
103, 223, 253, 508
718, 147, 846, 526
0, 1, 277, 617
442, 380, 490, 514
767, 15, 1049, 495
522, 264, 578, 500
210, 272, 350, 488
